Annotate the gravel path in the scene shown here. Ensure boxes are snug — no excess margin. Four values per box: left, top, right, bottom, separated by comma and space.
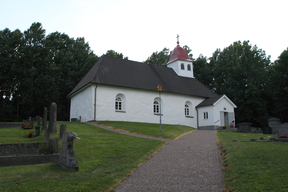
87, 123, 224, 192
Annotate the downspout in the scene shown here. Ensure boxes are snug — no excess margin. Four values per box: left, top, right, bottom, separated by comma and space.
94, 85, 97, 121
196, 108, 199, 129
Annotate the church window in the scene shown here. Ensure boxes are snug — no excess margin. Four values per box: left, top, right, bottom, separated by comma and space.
185, 104, 189, 116
187, 64, 191, 71
181, 63, 185, 70
115, 97, 122, 111
115, 94, 126, 112
204, 112, 208, 119
154, 101, 159, 114
184, 101, 193, 117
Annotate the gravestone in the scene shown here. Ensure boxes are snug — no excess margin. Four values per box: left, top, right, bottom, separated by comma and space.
44, 130, 49, 142
269, 117, 281, 134
59, 124, 66, 139
48, 102, 57, 134
274, 123, 288, 137
52, 138, 59, 153
237, 122, 252, 132
35, 126, 40, 136
29, 116, 34, 129
58, 131, 80, 172
262, 113, 272, 134
41, 106, 47, 131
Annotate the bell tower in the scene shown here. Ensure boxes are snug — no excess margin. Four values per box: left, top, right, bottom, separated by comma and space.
166, 35, 194, 78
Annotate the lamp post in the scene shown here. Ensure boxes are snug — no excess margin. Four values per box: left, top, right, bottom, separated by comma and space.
157, 84, 162, 132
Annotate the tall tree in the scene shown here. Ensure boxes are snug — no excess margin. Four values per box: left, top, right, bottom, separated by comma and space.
210, 41, 271, 126
144, 47, 170, 66
266, 48, 288, 122
104, 50, 128, 59
0, 28, 23, 121
193, 54, 213, 89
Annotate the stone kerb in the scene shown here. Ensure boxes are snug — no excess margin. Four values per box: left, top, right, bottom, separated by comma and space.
0, 154, 59, 167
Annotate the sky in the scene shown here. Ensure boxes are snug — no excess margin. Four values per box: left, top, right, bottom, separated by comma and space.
1, 0, 287, 62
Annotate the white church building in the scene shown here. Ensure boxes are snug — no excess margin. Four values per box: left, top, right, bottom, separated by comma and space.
68, 41, 237, 129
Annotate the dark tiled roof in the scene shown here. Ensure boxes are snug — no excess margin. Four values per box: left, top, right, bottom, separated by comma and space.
196, 95, 224, 108
67, 56, 218, 98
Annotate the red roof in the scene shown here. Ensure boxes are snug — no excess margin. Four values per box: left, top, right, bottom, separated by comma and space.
167, 44, 192, 64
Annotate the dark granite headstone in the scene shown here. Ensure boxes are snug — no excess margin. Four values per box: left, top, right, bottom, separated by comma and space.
237, 122, 252, 132
48, 102, 57, 134
269, 117, 281, 134
35, 126, 40, 136
262, 113, 272, 134
41, 106, 47, 131
59, 124, 66, 139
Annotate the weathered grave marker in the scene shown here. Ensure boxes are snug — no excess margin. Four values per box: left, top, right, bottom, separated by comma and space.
262, 113, 272, 134
35, 126, 40, 136
269, 117, 281, 134
59, 124, 66, 139
58, 131, 80, 172
48, 102, 57, 134
44, 130, 49, 142
41, 106, 47, 131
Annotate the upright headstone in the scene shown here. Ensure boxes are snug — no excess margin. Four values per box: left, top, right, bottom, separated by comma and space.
269, 117, 281, 134
48, 102, 57, 134
262, 113, 272, 134
59, 124, 66, 139
44, 130, 49, 142
52, 138, 59, 153
41, 106, 47, 131
58, 131, 80, 172
29, 116, 34, 129
35, 126, 40, 136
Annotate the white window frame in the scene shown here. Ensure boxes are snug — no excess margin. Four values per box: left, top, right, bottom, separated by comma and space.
184, 101, 194, 118
181, 63, 185, 70
187, 64, 191, 71
204, 112, 208, 119
115, 94, 126, 112
153, 100, 160, 114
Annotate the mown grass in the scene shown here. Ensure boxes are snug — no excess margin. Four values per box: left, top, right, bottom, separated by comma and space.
217, 131, 288, 192
0, 121, 166, 192
94, 121, 196, 140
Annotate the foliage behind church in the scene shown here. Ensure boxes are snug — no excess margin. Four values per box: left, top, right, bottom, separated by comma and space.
1, 22, 287, 125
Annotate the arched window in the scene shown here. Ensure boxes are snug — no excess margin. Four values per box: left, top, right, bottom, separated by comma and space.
181, 63, 185, 70
187, 64, 191, 71
185, 104, 189, 116
185, 101, 193, 117
115, 94, 126, 112
115, 97, 122, 111
154, 101, 159, 114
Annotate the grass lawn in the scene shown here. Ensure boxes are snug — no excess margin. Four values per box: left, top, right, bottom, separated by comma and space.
0, 121, 166, 192
217, 131, 288, 192
94, 121, 196, 140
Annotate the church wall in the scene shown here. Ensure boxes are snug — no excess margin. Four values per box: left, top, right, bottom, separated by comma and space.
95, 85, 204, 128
197, 106, 215, 129
70, 85, 95, 122
213, 97, 235, 126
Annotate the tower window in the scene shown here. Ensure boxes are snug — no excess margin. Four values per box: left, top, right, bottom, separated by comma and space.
181, 63, 184, 70
187, 64, 191, 71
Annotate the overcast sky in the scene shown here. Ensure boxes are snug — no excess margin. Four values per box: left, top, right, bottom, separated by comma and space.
1, 0, 287, 62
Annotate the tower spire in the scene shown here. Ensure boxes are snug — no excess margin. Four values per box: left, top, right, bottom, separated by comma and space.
177, 34, 179, 45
